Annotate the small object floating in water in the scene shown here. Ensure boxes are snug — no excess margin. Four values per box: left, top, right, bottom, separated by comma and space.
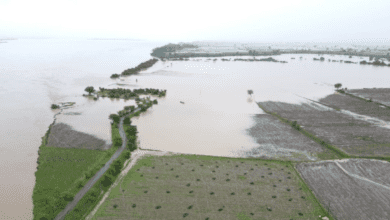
180, 101, 185, 104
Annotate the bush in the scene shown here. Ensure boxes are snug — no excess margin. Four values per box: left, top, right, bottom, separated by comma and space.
109, 114, 120, 124
110, 74, 120, 79
51, 104, 60, 109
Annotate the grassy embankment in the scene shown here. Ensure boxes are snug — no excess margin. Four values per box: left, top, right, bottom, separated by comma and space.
63, 98, 158, 219
92, 154, 333, 220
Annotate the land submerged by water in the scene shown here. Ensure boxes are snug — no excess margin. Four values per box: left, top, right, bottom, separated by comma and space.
33, 43, 390, 220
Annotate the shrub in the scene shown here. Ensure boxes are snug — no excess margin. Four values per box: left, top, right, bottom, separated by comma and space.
186, 183, 190, 187
155, 205, 161, 209
132, 204, 136, 208
113, 204, 118, 208
144, 191, 148, 193
166, 191, 170, 193
272, 195, 277, 198
289, 198, 293, 201
124, 151, 131, 159
153, 99, 158, 104
189, 191, 193, 193
231, 192, 235, 195
110, 74, 120, 79
183, 213, 189, 218
51, 104, 60, 109
187, 205, 193, 209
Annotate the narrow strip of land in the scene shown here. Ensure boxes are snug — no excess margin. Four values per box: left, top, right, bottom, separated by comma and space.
54, 103, 148, 220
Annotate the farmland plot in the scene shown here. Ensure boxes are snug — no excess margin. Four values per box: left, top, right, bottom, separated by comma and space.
91, 154, 330, 220
245, 114, 331, 161
319, 93, 390, 122
47, 123, 110, 150
258, 101, 390, 157
297, 159, 390, 220
348, 88, 390, 106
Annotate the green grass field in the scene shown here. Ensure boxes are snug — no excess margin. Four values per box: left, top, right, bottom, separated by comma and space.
92, 154, 331, 220
33, 123, 121, 220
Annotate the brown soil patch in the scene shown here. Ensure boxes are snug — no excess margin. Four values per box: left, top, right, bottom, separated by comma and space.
47, 123, 110, 150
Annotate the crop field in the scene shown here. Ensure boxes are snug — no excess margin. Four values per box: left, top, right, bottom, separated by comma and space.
297, 159, 390, 220
91, 154, 331, 220
258, 101, 390, 158
47, 123, 110, 150
318, 93, 390, 122
245, 114, 336, 161
348, 88, 390, 106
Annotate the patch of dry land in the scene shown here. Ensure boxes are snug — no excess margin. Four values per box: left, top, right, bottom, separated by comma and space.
245, 114, 335, 161
347, 88, 390, 106
47, 123, 110, 150
297, 159, 390, 220
90, 154, 330, 220
258, 101, 390, 158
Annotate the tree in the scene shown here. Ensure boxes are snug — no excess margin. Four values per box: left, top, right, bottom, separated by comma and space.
85, 86, 95, 95
247, 90, 253, 96
334, 83, 342, 91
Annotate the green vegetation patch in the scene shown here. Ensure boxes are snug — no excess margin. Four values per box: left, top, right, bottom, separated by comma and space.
92, 154, 332, 220
33, 122, 122, 220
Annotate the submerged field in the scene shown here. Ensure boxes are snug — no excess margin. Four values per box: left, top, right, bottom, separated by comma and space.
348, 88, 390, 106
319, 93, 390, 122
258, 101, 390, 158
297, 159, 390, 220
245, 114, 336, 161
91, 154, 330, 220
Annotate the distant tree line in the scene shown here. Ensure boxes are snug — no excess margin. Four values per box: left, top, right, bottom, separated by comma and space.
151, 43, 199, 58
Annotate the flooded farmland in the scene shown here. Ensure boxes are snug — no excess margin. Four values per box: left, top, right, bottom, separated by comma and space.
1, 39, 390, 218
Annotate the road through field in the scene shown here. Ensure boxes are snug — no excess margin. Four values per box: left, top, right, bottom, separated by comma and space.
54, 102, 148, 220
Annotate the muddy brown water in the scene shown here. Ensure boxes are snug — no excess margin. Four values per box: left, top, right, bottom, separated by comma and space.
1, 40, 390, 219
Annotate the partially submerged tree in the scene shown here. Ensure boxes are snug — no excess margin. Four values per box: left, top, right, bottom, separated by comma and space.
51, 104, 60, 109
334, 83, 342, 90
247, 90, 253, 96
85, 86, 95, 95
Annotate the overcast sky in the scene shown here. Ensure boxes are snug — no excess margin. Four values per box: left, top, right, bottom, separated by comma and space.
1, 0, 389, 43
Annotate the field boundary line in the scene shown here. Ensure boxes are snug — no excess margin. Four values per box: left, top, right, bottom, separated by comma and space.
291, 163, 334, 220
256, 102, 349, 159
334, 161, 390, 191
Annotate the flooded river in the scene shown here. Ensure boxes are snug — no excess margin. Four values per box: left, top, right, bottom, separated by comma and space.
1, 39, 389, 219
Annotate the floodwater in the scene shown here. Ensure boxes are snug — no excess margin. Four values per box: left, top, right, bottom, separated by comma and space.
0, 39, 166, 219
1, 40, 390, 219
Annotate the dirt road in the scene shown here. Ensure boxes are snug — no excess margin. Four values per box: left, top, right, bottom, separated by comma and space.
54, 103, 149, 220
